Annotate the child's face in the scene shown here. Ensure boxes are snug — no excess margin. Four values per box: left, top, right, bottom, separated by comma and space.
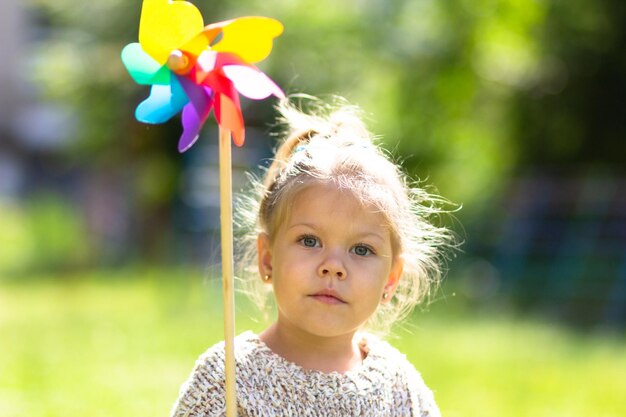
258, 183, 403, 339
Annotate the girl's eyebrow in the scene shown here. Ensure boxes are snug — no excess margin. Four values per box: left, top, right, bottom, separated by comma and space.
287, 222, 318, 231
288, 222, 387, 243
359, 232, 385, 243
353, 232, 388, 248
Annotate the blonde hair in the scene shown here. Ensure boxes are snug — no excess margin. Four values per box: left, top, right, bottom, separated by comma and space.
236, 97, 455, 334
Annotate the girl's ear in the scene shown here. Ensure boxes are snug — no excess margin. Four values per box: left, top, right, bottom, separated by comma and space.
257, 232, 273, 278
382, 256, 404, 303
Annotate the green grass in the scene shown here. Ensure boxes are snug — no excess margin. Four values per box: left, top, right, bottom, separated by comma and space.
1, 268, 625, 416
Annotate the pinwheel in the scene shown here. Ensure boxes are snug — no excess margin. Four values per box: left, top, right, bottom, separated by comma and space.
121, 1, 284, 415
121, 0, 284, 152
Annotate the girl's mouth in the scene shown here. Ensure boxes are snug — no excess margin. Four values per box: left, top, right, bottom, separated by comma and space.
309, 290, 346, 304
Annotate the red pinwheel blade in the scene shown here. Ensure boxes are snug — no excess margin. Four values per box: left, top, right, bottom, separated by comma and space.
215, 94, 245, 147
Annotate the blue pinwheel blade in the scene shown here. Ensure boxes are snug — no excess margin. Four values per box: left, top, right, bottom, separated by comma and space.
135, 78, 189, 124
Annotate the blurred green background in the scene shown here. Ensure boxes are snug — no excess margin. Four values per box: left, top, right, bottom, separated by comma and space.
1, 0, 625, 416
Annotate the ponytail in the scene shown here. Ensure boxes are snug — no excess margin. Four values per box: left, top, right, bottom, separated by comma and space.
263, 128, 317, 190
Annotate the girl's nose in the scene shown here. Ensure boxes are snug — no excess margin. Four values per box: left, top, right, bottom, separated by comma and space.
318, 252, 347, 280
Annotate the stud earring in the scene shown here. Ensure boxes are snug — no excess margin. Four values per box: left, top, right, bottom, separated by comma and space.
263, 274, 271, 282
382, 292, 389, 300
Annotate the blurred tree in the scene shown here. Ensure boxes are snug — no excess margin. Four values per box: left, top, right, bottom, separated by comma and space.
26, 0, 183, 262
229, 0, 550, 210
23, 0, 624, 266
511, 0, 626, 169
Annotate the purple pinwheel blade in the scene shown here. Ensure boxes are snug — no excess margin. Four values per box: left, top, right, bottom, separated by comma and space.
177, 75, 212, 110
179, 104, 203, 152
178, 78, 214, 152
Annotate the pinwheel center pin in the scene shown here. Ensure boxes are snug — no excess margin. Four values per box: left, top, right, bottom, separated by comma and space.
167, 50, 192, 75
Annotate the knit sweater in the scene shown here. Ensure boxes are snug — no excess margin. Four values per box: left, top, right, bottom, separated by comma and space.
170, 331, 440, 417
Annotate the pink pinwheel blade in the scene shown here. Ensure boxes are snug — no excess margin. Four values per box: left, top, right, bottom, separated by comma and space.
222, 65, 284, 100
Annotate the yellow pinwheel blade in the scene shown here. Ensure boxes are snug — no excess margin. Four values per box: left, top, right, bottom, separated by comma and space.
208, 16, 284, 64
139, 0, 207, 64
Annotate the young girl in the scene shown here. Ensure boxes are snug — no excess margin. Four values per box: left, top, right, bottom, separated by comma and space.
171, 98, 453, 416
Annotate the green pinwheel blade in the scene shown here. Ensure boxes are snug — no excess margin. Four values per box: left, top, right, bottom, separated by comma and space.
121, 43, 170, 85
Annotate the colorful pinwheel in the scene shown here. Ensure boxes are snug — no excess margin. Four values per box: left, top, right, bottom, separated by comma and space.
121, 2, 284, 416
121, 0, 284, 152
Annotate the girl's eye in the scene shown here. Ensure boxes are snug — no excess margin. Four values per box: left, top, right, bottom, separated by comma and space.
352, 245, 373, 257
299, 236, 319, 248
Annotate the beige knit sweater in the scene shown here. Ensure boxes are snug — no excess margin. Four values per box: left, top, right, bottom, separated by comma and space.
170, 331, 440, 417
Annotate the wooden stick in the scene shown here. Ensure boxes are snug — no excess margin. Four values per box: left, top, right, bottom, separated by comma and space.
219, 127, 237, 417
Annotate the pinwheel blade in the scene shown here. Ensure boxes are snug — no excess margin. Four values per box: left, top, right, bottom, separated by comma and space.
177, 76, 214, 152
222, 65, 284, 100
209, 17, 283, 64
179, 100, 210, 152
139, 0, 206, 64
121, 43, 170, 85
136, 77, 189, 124
215, 94, 245, 147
